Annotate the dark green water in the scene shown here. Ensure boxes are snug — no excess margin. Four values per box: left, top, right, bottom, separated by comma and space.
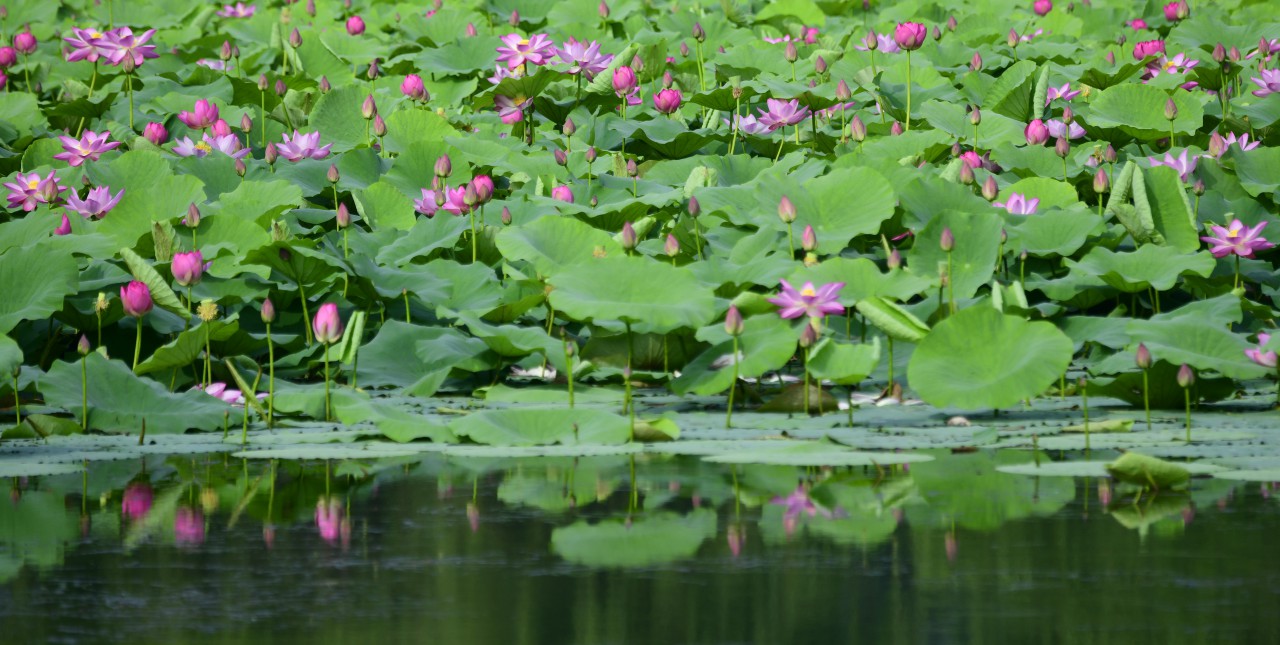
2, 451, 1279, 644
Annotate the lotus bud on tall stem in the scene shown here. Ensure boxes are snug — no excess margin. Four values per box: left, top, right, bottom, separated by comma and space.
313, 303, 343, 422
688, 196, 703, 258
1178, 363, 1194, 442
1164, 98, 1178, 147
78, 335, 90, 430
941, 227, 956, 314
121, 281, 153, 371
725, 306, 744, 428
799, 320, 819, 415
262, 298, 276, 427
1136, 342, 1152, 430
778, 196, 797, 257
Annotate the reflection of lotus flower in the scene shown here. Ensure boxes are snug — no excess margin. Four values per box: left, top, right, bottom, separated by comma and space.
945, 531, 957, 562
496, 33, 555, 69
122, 483, 153, 520
771, 485, 832, 536
466, 502, 480, 533
767, 280, 845, 320
994, 193, 1039, 215
1248, 332, 1279, 368
174, 507, 205, 546
727, 523, 744, 557
316, 497, 344, 544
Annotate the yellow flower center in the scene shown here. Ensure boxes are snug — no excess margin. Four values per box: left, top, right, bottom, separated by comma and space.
518, 38, 530, 46
1164, 60, 1177, 71
195, 141, 212, 153
26, 179, 38, 189
800, 286, 816, 297
90, 31, 103, 39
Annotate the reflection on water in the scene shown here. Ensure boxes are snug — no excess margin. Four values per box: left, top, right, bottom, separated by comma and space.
2, 450, 1280, 643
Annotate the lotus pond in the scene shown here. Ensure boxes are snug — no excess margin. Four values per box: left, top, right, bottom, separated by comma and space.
4, 0, 1280, 640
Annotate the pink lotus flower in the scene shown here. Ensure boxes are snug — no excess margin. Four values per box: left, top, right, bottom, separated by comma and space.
63, 28, 111, 63
1133, 39, 1165, 60
171, 250, 205, 286
893, 22, 927, 51
121, 483, 154, 520
346, 15, 365, 35
54, 213, 72, 236
0, 47, 16, 67
143, 122, 168, 145
1044, 83, 1080, 103
173, 133, 250, 159
551, 184, 574, 203
276, 131, 332, 161
495, 94, 531, 124
1252, 68, 1280, 98
414, 188, 440, 216
1201, 219, 1273, 259
194, 381, 268, 406
803, 27, 819, 44
174, 507, 205, 546
555, 38, 613, 80
440, 185, 470, 215
104, 27, 157, 68
178, 99, 220, 130
725, 114, 771, 135
13, 31, 36, 55
652, 88, 682, 114
1207, 131, 1260, 158
1024, 119, 1050, 145
1246, 333, 1277, 368
315, 497, 344, 545
313, 302, 344, 344
1163, 1, 1189, 21
611, 65, 637, 96
854, 32, 900, 53
1046, 118, 1085, 139
401, 74, 427, 101
196, 58, 231, 72
496, 33, 555, 69
120, 280, 153, 317
1033, 0, 1052, 16
1127, 18, 1149, 30
217, 3, 256, 18
757, 98, 811, 131
54, 130, 120, 167
994, 193, 1039, 215
767, 280, 845, 319
1145, 53, 1198, 81
771, 485, 832, 536
470, 175, 495, 203
960, 151, 983, 169
65, 186, 123, 219
487, 63, 522, 85
1149, 149, 1197, 181
5, 170, 64, 211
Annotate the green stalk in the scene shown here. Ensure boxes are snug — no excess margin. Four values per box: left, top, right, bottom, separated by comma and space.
266, 322, 275, 428
132, 320, 143, 371
12, 371, 20, 425
946, 250, 955, 314
404, 290, 411, 323
75, 62, 98, 137
1235, 254, 1241, 290
774, 135, 785, 162
298, 281, 313, 345
887, 336, 894, 386
260, 89, 267, 149
21, 53, 31, 95
126, 70, 134, 131
1184, 387, 1192, 443
905, 50, 912, 131
725, 335, 738, 428
728, 95, 741, 154
1081, 378, 1090, 452
564, 339, 575, 409
81, 354, 89, 431
802, 346, 811, 415
204, 324, 211, 388
322, 347, 331, 422
786, 221, 795, 258
625, 321, 635, 440
1142, 368, 1151, 430
469, 209, 477, 263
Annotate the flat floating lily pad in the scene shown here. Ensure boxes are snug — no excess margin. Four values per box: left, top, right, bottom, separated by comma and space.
998, 460, 1225, 478
442, 444, 642, 458
703, 441, 934, 466
0, 462, 85, 477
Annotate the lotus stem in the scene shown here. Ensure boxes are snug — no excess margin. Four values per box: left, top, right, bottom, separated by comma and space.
803, 345, 811, 415
75, 62, 98, 137
342, 228, 348, 259
1142, 367, 1151, 430
870, 49, 876, 77
905, 50, 913, 132
1081, 378, 1090, 452
469, 209, 477, 263
1184, 387, 1192, 443
774, 136, 785, 162
887, 336, 894, 386
260, 89, 267, 149
204, 324, 212, 388
12, 371, 20, 425
350, 322, 360, 390
1062, 157, 1068, 182
726, 335, 738, 428
298, 282, 313, 345
132, 320, 143, 372
691, 214, 703, 259
1059, 373, 1065, 400
946, 250, 956, 314
728, 95, 740, 155
81, 353, 88, 431
126, 70, 134, 131
323, 347, 332, 422
1234, 254, 1241, 290
625, 320, 635, 440
564, 338, 575, 409
266, 322, 275, 428
786, 221, 795, 259
403, 290, 411, 323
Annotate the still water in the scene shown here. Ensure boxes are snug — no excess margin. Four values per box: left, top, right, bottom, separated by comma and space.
2, 450, 1279, 644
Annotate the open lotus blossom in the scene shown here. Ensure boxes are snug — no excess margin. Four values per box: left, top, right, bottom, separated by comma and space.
5, 170, 64, 211
555, 38, 613, 79
65, 186, 123, 219
757, 98, 811, 131
196, 59, 232, 72
1133, 39, 1165, 59
725, 114, 772, 135
440, 185, 471, 215
495, 94, 532, 124
54, 130, 120, 166
1247, 38, 1280, 62
63, 28, 111, 62
994, 193, 1040, 215
1145, 52, 1198, 82
1246, 333, 1278, 369
854, 32, 901, 53
1046, 118, 1086, 139
103, 27, 158, 67
414, 188, 440, 216
1044, 83, 1080, 103
178, 99, 220, 130
194, 381, 268, 406
1127, 18, 1149, 30
217, 3, 256, 17
1201, 219, 1273, 259
1207, 131, 1261, 158
276, 131, 332, 161
487, 64, 522, 85
1252, 68, 1280, 97
173, 133, 250, 159
496, 33, 555, 70
768, 280, 845, 320
1149, 149, 1197, 181
1018, 28, 1044, 42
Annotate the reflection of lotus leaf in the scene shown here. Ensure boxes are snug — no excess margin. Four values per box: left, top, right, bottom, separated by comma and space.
551, 509, 716, 567
909, 450, 1074, 531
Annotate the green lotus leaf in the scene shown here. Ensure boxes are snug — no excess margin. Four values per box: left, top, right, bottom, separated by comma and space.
1088, 83, 1204, 138
495, 215, 623, 275
855, 297, 929, 342
551, 509, 716, 568
448, 408, 632, 446
134, 318, 239, 375
548, 255, 717, 334
906, 210, 1003, 300
1067, 245, 1214, 293
355, 320, 488, 396
0, 241, 79, 334
1106, 452, 1191, 490
671, 315, 797, 396
86, 149, 205, 249
1126, 318, 1268, 380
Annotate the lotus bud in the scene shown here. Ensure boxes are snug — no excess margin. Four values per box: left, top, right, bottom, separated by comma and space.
509, 9, 519, 26
784, 42, 798, 63
981, 176, 998, 201
778, 196, 797, 223
864, 31, 878, 51
1062, 106, 1074, 124
589, 195, 598, 207
1008, 29, 1019, 48
551, 185, 574, 203
463, 183, 479, 208
553, 149, 568, 167
289, 28, 302, 48
815, 56, 828, 75
584, 146, 597, 163
1105, 51, 1115, 65
1093, 168, 1109, 194
657, 233, 678, 258
373, 114, 387, 137
346, 15, 366, 35
932, 26, 941, 41
1212, 43, 1226, 63
836, 79, 852, 101
611, 66, 637, 96
1103, 143, 1118, 163
120, 281, 153, 318
850, 115, 866, 141
501, 206, 512, 225
887, 248, 902, 270
434, 154, 452, 178
969, 105, 982, 126
211, 119, 231, 137
1055, 136, 1070, 158
185, 203, 201, 228
620, 221, 637, 250
361, 94, 377, 120
725, 305, 744, 336
692, 22, 706, 43
940, 227, 955, 252
563, 118, 576, 136
120, 57, 135, 73
13, 31, 35, 54
951, 141, 963, 157
401, 74, 427, 101
172, 250, 205, 287
626, 158, 638, 177
958, 163, 975, 185
319, 76, 332, 93
1177, 363, 1195, 388
274, 79, 287, 97
1192, 177, 1205, 196
465, 23, 477, 37
799, 320, 819, 348
1024, 119, 1049, 145
599, 1, 610, 19
219, 40, 233, 61
1208, 131, 1227, 158
261, 298, 276, 324
631, 54, 644, 73
312, 302, 344, 345
143, 122, 168, 146
1260, 38, 1273, 58
265, 142, 278, 164
306, 0, 316, 15
890, 121, 903, 136
1135, 343, 1152, 369
1163, 98, 1179, 122
336, 203, 350, 228
471, 176, 495, 203
680, 42, 690, 58
367, 59, 380, 80
1229, 46, 1241, 63
801, 224, 817, 252
235, 158, 247, 177
970, 52, 983, 71
688, 196, 700, 217
947, 15, 958, 31
77, 334, 90, 356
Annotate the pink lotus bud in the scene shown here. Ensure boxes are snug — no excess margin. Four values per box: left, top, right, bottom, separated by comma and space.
212, 119, 232, 137
652, 88, 682, 114
1177, 363, 1195, 388
620, 221, 637, 250
890, 121, 903, 136
257, 74, 269, 91
893, 22, 927, 50
346, 15, 366, 35
1093, 168, 1109, 194
692, 22, 706, 43
509, 9, 520, 26
836, 79, 852, 100
625, 158, 637, 177
554, 149, 568, 166
1132, 39, 1165, 60
471, 175, 494, 203
463, 183, 478, 207
815, 56, 827, 74
336, 203, 350, 228
661, 70, 674, 89
959, 162, 975, 185
219, 40, 233, 61
434, 154, 451, 178
55, 213, 72, 235
1229, 46, 1241, 62
312, 302, 344, 344
401, 74, 427, 101
932, 26, 942, 41
320, 76, 332, 92
584, 146, 597, 163
982, 176, 999, 201
664, 233, 679, 257
143, 122, 168, 146
801, 224, 817, 251
1054, 136, 1070, 158
887, 248, 902, 269
969, 105, 982, 126
327, 164, 341, 184
372, 114, 387, 137
265, 142, 278, 164
970, 52, 983, 71
361, 94, 377, 120
1033, 0, 1052, 16
799, 320, 819, 347
120, 280, 153, 318
631, 54, 644, 73
0, 47, 15, 67
1164, 0, 1188, 22
239, 113, 253, 133
687, 196, 700, 217
501, 206, 512, 225
1164, 97, 1178, 121
612, 66, 637, 96
784, 41, 798, 63
599, 1, 610, 18
680, 42, 690, 57
13, 31, 35, 55
1192, 178, 1205, 196
946, 15, 958, 31
850, 114, 866, 141
185, 203, 201, 228
274, 79, 287, 96
563, 118, 576, 136
1024, 119, 1049, 145
77, 334, 90, 356
1103, 144, 1118, 163
725, 305, 744, 336
465, 23, 477, 37
261, 298, 276, 324
551, 185, 574, 203
1062, 107, 1074, 123
940, 227, 955, 252
366, 58, 379, 80
1212, 42, 1226, 63
1008, 29, 1020, 48
1135, 343, 1152, 369
171, 250, 205, 287
1105, 51, 1115, 65
864, 31, 879, 51
778, 196, 796, 223
288, 28, 302, 48
235, 158, 247, 177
